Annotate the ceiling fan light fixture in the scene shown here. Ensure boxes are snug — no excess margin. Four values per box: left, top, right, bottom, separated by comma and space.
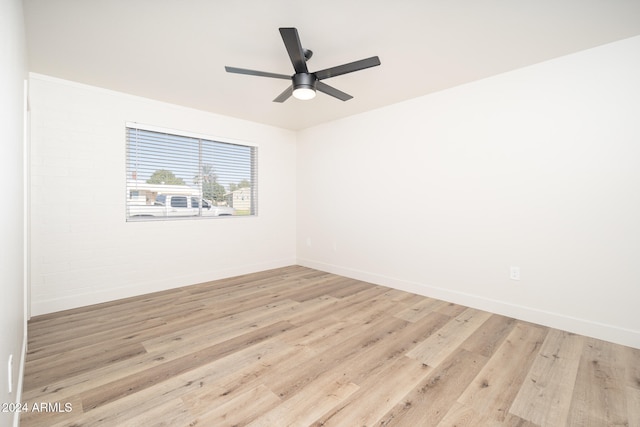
292, 73, 317, 100
293, 87, 316, 100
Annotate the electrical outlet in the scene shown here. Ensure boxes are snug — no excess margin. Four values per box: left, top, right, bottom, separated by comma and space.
510, 266, 521, 281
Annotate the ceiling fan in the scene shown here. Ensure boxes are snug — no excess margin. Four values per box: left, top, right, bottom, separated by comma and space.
225, 27, 381, 102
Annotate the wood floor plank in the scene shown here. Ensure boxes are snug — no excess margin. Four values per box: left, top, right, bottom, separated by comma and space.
454, 321, 548, 424
406, 307, 492, 368
287, 286, 391, 326
435, 401, 479, 427
325, 278, 383, 299
625, 346, 640, 427
179, 343, 309, 418
116, 398, 193, 427
21, 266, 640, 427
181, 384, 281, 427
169, 339, 292, 416
23, 309, 296, 402
311, 356, 432, 427
198, 308, 413, 412
27, 299, 181, 350
23, 341, 148, 391
460, 313, 516, 358
567, 337, 631, 426
394, 296, 448, 323
509, 329, 584, 426
79, 320, 295, 411
246, 371, 360, 427
625, 346, 640, 390
279, 275, 361, 302
267, 316, 413, 401
627, 385, 640, 427
435, 301, 469, 318
374, 348, 488, 426
26, 287, 189, 330
48, 339, 291, 427
26, 277, 303, 360
141, 298, 300, 353
217, 310, 450, 422
26, 317, 168, 362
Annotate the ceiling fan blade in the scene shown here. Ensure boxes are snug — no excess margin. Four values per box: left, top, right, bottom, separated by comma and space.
273, 86, 293, 103
225, 66, 290, 80
316, 81, 353, 101
279, 27, 309, 74
314, 56, 381, 80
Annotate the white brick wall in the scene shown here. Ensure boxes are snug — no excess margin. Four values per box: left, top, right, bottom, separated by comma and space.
29, 74, 297, 315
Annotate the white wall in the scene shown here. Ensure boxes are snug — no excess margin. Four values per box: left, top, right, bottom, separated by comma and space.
0, 0, 27, 425
297, 36, 640, 349
29, 75, 297, 315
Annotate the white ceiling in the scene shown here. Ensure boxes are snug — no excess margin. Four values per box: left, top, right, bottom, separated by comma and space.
23, 0, 640, 130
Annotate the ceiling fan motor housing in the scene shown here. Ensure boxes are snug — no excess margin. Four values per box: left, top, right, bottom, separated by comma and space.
293, 72, 317, 90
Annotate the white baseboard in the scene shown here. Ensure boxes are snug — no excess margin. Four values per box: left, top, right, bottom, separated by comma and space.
297, 258, 640, 350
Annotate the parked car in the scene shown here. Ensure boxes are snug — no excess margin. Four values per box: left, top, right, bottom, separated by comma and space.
199, 198, 236, 216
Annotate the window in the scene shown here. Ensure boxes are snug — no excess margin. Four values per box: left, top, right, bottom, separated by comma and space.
170, 196, 188, 208
126, 123, 258, 221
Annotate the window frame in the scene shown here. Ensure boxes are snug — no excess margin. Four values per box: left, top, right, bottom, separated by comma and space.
125, 122, 258, 222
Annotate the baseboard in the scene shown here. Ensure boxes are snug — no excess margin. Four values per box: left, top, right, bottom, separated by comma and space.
31, 258, 297, 316
297, 258, 640, 350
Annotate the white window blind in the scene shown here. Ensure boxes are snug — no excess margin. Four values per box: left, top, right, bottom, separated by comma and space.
126, 123, 257, 221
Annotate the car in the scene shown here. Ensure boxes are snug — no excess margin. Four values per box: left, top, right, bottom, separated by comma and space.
199, 198, 236, 216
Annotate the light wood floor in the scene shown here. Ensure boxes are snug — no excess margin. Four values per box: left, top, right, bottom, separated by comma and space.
21, 266, 640, 426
